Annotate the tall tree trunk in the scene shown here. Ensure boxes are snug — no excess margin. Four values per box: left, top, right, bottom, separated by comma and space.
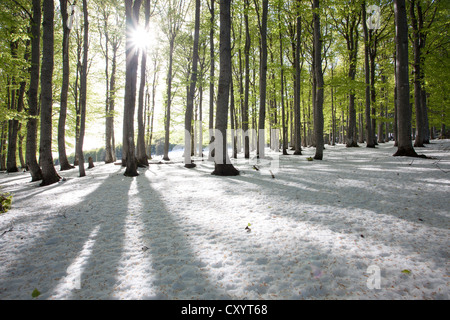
278, 9, 288, 155
393, 0, 418, 157
362, 2, 375, 148
313, 0, 324, 160
163, 38, 174, 161
243, 0, 250, 159
184, 0, 200, 168
123, 0, 142, 176
77, 0, 89, 177
211, 0, 238, 176
208, 0, 215, 161
293, 4, 302, 155
58, 0, 74, 170
109, 44, 118, 162
137, 0, 151, 167
26, 0, 43, 181
40, 0, 61, 186
410, 0, 424, 147
7, 42, 19, 173
257, 0, 268, 159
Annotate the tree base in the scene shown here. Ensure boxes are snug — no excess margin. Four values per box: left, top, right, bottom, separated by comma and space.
60, 164, 75, 170
185, 163, 197, 169
346, 141, 359, 148
293, 150, 302, 155
40, 174, 61, 187
124, 170, 139, 177
393, 146, 427, 158
211, 164, 239, 176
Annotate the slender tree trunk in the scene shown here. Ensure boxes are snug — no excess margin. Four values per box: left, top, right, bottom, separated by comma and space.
362, 2, 375, 148
40, 0, 61, 186
208, 0, 215, 161
279, 12, 288, 155
257, 0, 268, 159
76, 0, 89, 178
293, 5, 302, 155
393, 0, 418, 157
163, 38, 174, 161
7, 42, 19, 173
58, 0, 74, 170
243, 0, 250, 159
184, 0, 200, 168
410, 0, 424, 148
211, 0, 238, 176
137, 0, 151, 167
26, 0, 43, 181
313, 0, 324, 160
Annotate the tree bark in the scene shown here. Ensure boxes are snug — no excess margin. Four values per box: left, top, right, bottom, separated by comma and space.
76, 0, 89, 178
40, 0, 61, 186
243, 0, 250, 159
362, 2, 375, 148
211, 0, 238, 176
137, 0, 151, 167
26, 0, 43, 181
123, 0, 142, 176
257, 0, 268, 159
313, 0, 324, 160
184, 0, 200, 168
58, 0, 75, 170
393, 0, 419, 157
293, 4, 302, 155
410, 0, 424, 147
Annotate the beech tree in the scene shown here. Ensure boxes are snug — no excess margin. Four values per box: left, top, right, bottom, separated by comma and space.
184, 0, 200, 168
312, 0, 324, 160
393, 0, 418, 157
58, 0, 75, 171
26, 0, 43, 181
40, 0, 61, 186
211, 0, 239, 176
123, 0, 142, 176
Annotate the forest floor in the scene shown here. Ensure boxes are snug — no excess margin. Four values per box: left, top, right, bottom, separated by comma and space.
0, 140, 449, 300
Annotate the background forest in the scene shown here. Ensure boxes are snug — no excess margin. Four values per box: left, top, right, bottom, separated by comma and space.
0, 0, 448, 182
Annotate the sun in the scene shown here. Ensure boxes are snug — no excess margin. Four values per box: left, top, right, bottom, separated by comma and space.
130, 26, 150, 51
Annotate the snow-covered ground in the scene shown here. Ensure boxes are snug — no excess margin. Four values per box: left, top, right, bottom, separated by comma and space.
0, 140, 449, 300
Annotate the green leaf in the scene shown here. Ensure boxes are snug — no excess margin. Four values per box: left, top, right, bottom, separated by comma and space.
31, 288, 41, 298
401, 269, 411, 274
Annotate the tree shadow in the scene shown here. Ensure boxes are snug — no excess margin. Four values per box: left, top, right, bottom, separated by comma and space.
0, 165, 128, 299
131, 171, 229, 299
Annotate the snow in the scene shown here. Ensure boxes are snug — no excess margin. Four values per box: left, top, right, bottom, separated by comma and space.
0, 140, 449, 300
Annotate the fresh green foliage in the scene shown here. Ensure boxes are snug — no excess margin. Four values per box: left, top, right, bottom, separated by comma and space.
0, 192, 12, 213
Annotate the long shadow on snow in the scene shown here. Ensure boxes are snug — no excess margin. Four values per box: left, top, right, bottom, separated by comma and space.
0, 165, 127, 299
211, 172, 449, 269
133, 171, 228, 299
